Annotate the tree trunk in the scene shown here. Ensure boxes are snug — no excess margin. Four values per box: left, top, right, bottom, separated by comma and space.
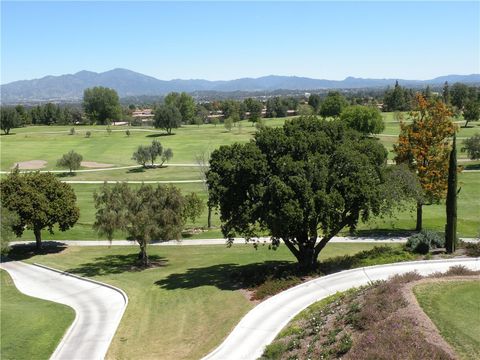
207, 205, 212, 228
416, 202, 423, 232
297, 245, 317, 272
138, 242, 149, 267
34, 228, 42, 251
445, 135, 457, 253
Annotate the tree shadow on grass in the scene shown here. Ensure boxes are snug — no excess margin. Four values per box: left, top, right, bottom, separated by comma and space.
127, 167, 145, 173
55, 172, 76, 178
146, 133, 174, 138
6, 241, 68, 261
349, 229, 415, 237
463, 163, 480, 170
155, 260, 295, 291
66, 253, 168, 277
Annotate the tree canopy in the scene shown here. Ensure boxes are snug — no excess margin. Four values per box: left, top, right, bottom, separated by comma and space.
154, 104, 182, 134
0, 171, 80, 250
207, 116, 390, 270
83, 87, 121, 125
462, 133, 480, 160
319, 91, 348, 118
340, 105, 385, 134
57, 150, 83, 173
394, 94, 456, 231
93, 183, 185, 266
1, 107, 21, 134
164, 92, 196, 123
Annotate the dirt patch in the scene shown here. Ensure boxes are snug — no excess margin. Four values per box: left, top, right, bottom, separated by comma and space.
81, 161, 114, 168
12, 160, 47, 169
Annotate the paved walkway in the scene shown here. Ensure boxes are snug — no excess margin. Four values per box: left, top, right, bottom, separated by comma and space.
202, 257, 480, 360
10, 236, 479, 247
0, 260, 128, 360
61, 179, 204, 184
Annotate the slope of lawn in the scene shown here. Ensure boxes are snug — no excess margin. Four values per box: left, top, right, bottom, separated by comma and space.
414, 281, 480, 360
0, 269, 75, 360
17, 243, 395, 360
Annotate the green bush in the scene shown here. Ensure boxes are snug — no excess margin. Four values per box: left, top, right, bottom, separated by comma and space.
464, 242, 480, 257
262, 342, 288, 359
405, 231, 444, 254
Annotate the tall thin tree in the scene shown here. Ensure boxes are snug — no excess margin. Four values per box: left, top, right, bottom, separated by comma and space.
445, 134, 458, 253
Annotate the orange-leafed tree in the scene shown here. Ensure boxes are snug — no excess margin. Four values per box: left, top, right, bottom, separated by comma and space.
393, 94, 456, 231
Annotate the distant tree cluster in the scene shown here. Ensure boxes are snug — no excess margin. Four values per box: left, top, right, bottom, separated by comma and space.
382, 81, 415, 112
83, 87, 122, 125
265, 97, 298, 118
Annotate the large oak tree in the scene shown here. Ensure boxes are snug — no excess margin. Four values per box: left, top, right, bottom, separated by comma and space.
207, 116, 390, 270
0, 171, 80, 250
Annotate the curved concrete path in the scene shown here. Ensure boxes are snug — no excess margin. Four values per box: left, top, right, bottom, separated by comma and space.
0, 260, 128, 360
202, 257, 479, 360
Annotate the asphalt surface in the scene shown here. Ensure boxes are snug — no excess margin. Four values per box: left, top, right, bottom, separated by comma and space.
202, 257, 480, 360
0, 260, 127, 360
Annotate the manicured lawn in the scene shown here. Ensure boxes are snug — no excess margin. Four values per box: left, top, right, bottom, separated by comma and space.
0, 269, 75, 360
355, 172, 480, 238
20, 243, 393, 360
414, 281, 480, 360
15, 171, 479, 242
0, 122, 258, 171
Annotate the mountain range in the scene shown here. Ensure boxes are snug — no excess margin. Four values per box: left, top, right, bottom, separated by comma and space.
1, 68, 479, 103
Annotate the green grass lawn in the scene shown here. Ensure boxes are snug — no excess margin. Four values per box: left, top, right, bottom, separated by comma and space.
3, 117, 479, 240
0, 269, 75, 360
414, 281, 480, 360
0, 122, 259, 171
14, 171, 479, 241
18, 242, 396, 360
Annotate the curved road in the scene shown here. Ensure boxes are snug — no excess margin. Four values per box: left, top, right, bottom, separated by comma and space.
202, 257, 479, 360
0, 260, 127, 360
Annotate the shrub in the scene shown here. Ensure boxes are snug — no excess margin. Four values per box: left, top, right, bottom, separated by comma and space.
405, 231, 444, 254
85, 131, 92, 138
464, 242, 480, 257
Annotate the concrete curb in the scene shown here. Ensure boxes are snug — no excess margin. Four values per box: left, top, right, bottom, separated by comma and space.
32, 263, 129, 360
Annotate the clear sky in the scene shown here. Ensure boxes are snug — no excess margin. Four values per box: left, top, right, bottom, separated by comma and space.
1, 1, 479, 84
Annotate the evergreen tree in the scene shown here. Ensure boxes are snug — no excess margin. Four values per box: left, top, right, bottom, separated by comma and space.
445, 134, 458, 254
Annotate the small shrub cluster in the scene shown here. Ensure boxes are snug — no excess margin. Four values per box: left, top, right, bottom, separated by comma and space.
464, 242, 480, 257
319, 245, 416, 274
405, 231, 444, 254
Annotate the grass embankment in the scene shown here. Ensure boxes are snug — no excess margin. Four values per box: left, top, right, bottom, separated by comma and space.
0, 269, 75, 360
14, 242, 401, 360
263, 268, 479, 360
415, 281, 480, 360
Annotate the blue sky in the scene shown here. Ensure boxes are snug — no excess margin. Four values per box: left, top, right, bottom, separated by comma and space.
1, 1, 479, 84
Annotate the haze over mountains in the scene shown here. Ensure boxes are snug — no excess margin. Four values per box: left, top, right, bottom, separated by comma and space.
2, 68, 479, 104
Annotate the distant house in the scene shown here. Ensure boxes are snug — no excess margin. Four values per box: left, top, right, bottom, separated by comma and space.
132, 109, 154, 118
